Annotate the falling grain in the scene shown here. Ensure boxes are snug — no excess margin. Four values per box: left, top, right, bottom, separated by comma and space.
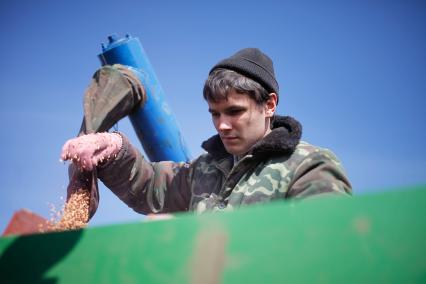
41, 189, 90, 232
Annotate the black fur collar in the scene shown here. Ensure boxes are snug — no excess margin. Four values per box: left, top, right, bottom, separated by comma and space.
201, 115, 302, 159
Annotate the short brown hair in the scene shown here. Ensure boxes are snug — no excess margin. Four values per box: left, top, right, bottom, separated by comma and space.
203, 68, 270, 105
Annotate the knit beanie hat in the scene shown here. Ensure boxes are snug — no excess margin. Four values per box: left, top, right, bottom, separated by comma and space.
209, 48, 279, 99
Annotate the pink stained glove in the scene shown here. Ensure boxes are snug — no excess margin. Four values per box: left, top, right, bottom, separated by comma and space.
61, 132, 123, 171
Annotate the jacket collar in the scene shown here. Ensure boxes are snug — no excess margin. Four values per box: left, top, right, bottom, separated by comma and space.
201, 115, 302, 159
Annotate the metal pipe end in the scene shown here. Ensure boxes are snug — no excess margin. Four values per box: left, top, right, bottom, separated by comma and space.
108, 34, 119, 44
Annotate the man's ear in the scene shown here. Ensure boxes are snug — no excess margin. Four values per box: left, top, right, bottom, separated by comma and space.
265, 93, 277, 117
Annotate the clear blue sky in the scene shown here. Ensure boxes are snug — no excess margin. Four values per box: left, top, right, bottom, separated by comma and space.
1, 0, 425, 232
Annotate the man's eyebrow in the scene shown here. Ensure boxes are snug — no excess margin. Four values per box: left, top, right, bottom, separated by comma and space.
225, 105, 246, 111
208, 105, 246, 113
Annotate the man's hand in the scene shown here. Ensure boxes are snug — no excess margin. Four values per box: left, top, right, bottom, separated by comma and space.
145, 214, 174, 222
61, 132, 122, 171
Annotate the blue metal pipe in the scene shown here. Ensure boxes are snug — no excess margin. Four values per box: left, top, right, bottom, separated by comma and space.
98, 34, 191, 163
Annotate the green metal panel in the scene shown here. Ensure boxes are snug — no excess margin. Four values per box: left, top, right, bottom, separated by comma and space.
1, 187, 426, 283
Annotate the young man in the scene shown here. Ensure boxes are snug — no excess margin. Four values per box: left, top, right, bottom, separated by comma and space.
61, 48, 351, 216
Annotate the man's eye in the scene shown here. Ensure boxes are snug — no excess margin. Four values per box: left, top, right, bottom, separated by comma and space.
211, 112, 219, 117
229, 109, 243, 115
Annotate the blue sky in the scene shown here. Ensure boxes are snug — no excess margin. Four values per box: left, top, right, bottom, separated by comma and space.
1, 0, 425, 232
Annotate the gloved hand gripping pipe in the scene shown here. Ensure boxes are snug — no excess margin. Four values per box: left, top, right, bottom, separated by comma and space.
69, 34, 192, 219
98, 34, 191, 163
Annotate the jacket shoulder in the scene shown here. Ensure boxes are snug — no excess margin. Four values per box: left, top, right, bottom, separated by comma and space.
263, 141, 348, 185
286, 141, 352, 197
293, 141, 345, 169
265, 141, 327, 168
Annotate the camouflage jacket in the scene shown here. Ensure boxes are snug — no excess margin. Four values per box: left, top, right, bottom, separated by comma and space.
98, 115, 351, 214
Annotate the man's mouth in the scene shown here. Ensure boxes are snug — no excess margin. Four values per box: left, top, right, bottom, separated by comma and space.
221, 136, 238, 142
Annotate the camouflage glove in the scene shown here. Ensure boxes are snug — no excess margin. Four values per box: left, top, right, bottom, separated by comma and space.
61, 132, 122, 171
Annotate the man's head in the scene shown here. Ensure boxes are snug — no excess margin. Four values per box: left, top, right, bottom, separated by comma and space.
203, 48, 279, 157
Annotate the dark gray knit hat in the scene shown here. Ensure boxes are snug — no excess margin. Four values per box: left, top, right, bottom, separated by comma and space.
209, 48, 279, 97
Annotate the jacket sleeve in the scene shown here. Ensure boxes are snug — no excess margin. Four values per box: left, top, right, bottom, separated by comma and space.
97, 133, 193, 214
286, 149, 352, 199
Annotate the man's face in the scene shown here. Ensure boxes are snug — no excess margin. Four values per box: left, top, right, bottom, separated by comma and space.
208, 91, 275, 157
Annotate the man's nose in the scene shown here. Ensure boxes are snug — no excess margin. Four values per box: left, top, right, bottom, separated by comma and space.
217, 117, 232, 131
